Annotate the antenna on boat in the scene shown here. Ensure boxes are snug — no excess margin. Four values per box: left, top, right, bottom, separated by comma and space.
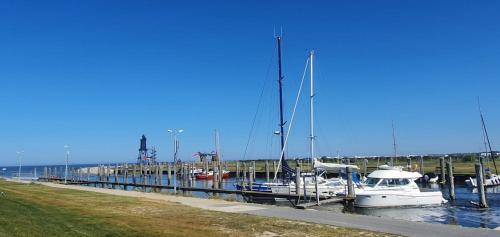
477, 98, 498, 175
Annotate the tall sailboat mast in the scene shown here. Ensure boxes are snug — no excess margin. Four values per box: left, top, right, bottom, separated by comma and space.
309, 50, 320, 204
478, 102, 498, 175
309, 50, 315, 163
277, 36, 286, 177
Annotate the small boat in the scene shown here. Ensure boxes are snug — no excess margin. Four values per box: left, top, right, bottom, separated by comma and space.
466, 169, 500, 187
354, 169, 446, 208
195, 170, 230, 180
428, 175, 439, 183
188, 168, 203, 175
466, 101, 499, 188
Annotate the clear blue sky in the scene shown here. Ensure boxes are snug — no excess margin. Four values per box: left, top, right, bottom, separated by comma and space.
1, 1, 499, 166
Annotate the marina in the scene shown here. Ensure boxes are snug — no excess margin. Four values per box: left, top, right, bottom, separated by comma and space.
3, 1, 500, 236
2, 158, 499, 229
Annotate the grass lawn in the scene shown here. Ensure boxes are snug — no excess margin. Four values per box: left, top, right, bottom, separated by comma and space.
0, 180, 394, 237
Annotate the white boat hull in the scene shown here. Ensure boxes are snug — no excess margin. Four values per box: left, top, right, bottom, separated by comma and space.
465, 174, 500, 188
355, 190, 445, 207
271, 185, 337, 198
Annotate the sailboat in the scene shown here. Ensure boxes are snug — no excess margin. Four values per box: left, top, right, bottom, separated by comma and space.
269, 50, 343, 199
466, 101, 499, 188
236, 36, 295, 192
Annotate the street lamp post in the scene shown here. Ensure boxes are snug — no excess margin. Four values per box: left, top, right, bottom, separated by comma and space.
16, 151, 24, 180
168, 129, 183, 194
64, 145, 70, 184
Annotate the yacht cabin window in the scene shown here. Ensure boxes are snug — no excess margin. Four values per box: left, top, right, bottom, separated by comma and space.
365, 178, 381, 187
377, 178, 410, 187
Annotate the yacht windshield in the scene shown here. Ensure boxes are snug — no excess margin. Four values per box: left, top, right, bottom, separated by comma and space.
364, 178, 380, 187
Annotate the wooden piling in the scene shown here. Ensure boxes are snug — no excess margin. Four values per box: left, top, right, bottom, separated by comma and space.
446, 157, 455, 200
167, 164, 171, 185
363, 159, 368, 178
124, 164, 128, 188
475, 163, 488, 208
249, 166, 254, 185
158, 164, 163, 187
132, 164, 137, 188
106, 165, 110, 184
439, 157, 446, 184
265, 160, 270, 182
295, 167, 301, 199
252, 161, 256, 181
419, 155, 424, 175
242, 163, 247, 187
346, 166, 355, 199
236, 161, 240, 182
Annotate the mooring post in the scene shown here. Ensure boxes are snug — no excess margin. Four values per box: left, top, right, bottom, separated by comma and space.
446, 157, 455, 200
252, 161, 256, 181
158, 164, 163, 187
242, 163, 247, 189
213, 165, 219, 191
123, 164, 128, 186
114, 164, 119, 188
236, 161, 240, 182
249, 166, 254, 185
132, 164, 137, 188
141, 163, 146, 191
346, 166, 355, 199
419, 155, 424, 175
265, 160, 270, 182
218, 162, 222, 184
475, 163, 488, 208
167, 164, 171, 186
363, 159, 368, 179
106, 165, 111, 188
439, 157, 446, 184
295, 167, 301, 200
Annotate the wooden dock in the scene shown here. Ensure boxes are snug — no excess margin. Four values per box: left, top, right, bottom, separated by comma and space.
39, 177, 345, 204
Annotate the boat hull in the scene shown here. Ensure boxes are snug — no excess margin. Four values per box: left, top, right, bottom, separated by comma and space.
354, 191, 445, 207
465, 175, 500, 188
270, 185, 337, 198
195, 172, 230, 180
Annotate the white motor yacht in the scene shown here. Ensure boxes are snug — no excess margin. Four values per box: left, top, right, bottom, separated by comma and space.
354, 169, 446, 207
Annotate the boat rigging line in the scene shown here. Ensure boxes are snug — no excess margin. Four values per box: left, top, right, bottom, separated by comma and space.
273, 55, 310, 182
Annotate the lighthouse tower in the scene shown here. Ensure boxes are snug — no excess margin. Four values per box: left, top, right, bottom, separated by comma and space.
137, 134, 149, 164
136, 134, 158, 165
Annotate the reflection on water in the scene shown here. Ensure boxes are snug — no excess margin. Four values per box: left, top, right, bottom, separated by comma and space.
2, 165, 499, 229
